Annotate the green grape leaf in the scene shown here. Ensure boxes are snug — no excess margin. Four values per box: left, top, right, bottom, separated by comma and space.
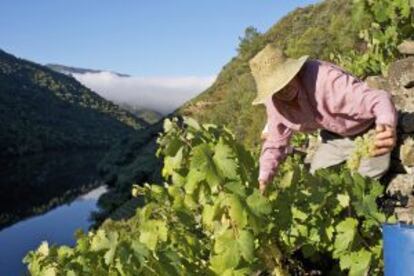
139, 220, 168, 251
225, 194, 248, 228
337, 193, 350, 208
37, 242, 50, 256
214, 229, 254, 263
43, 267, 57, 276
104, 246, 117, 266
66, 270, 77, 276
184, 194, 198, 210
279, 170, 294, 188
213, 138, 239, 180
163, 136, 182, 157
224, 181, 247, 197
223, 267, 252, 276
75, 232, 89, 253
237, 230, 255, 263
190, 144, 222, 191
184, 116, 201, 130
57, 246, 73, 261
185, 169, 204, 194
308, 227, 321, 244
90, 230, 119, 265
212, 230, 241, 273
210, 251, 240, 275
214, 230, 237, 254
339, 249, 372, 276
353, 186, 386, 224
333, 218, 358, 257
202, 202, 220, 229
351, 173, 367, 199
90, 230, 110, 251
131, 241, 150, 265
163, 118, 173, 132
162, 147, 183, 177
292, 206, 308, 222
326, 225, 335, 242
246, 190, 271, 216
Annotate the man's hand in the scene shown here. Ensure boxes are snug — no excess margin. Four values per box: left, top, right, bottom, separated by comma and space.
372, 124, 396, 157
259, 180, 268, 194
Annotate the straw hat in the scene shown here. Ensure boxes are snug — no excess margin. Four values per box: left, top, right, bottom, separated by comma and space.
250, 44, 309, 105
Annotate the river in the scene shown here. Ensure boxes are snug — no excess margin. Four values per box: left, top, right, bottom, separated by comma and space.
0, 150, 108, 275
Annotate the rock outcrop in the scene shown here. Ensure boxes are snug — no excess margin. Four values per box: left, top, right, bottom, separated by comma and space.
305, 42, 414, 223
369, 44, 414, 223
398, 40, 414, 55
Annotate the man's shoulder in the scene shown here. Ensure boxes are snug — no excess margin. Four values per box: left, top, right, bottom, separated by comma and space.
304, 59, 340, 71
300, 59, 330, 78
305, 59, 357, 77
301, 59, 363, 85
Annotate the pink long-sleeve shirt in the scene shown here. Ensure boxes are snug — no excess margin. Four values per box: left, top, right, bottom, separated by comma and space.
259, 59, 397, 183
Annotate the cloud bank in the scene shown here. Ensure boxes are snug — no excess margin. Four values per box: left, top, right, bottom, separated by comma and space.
71, 72, 216, 114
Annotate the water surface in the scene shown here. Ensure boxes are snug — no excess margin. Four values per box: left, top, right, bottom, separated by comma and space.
0, 185, 107, 276
0, 150, 108, 275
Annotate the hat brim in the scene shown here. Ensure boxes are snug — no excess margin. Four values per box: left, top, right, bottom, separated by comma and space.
251, 55, 309, 105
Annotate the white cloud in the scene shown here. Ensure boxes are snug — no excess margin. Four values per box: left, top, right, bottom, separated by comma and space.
71, 71, 216, 114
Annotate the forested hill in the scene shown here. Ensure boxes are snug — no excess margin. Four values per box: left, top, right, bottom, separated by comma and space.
0, 49, 148, 157
177, 0, 362, 150
82, 0, 413, 214
96, 0, 367, 194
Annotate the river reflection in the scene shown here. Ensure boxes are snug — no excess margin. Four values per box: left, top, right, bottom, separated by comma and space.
0, 150, 106, 230
0, 150, 108, 275
0, 185, 107, 276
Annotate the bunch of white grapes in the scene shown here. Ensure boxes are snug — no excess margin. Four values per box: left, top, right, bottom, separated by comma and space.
346, 129, 376, 172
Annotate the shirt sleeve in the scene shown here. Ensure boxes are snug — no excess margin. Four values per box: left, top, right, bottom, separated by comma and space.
258, 99, 293, 183
321, 63, 397, 128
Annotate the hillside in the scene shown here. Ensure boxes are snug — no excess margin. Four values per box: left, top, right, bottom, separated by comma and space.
117, 103, 163, 124
47, 64, 163, 124
177, 0, 362, 150
96, 0, 413, 215
0, 49, 148, 157
23, 1, 414, 274
95, 0, 363, 214
47, 63, 177, 124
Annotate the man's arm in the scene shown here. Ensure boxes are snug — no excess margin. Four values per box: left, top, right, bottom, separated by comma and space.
321, 63, 397, 155
259, 100, 293, 190
321, 63, 398, 128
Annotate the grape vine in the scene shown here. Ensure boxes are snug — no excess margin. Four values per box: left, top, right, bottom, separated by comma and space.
24, 117, 395, 275
333, 0, 414, 77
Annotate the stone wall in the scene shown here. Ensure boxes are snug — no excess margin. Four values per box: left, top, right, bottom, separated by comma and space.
357, 41, 414, 223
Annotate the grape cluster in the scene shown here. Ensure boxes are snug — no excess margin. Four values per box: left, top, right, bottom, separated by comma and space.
346, 130, 376, 172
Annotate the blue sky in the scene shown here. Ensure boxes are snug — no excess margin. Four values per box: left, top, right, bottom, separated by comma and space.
0, 0, 319, 76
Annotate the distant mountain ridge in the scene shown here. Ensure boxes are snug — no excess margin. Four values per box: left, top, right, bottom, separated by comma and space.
47, 64, 164, 124
117, 103, 163, 124
47, 62, 215, 115
0, 49, 148, 157
46, 63, 130, 77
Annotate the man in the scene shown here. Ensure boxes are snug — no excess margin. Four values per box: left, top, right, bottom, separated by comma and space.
250, 44, 397, 193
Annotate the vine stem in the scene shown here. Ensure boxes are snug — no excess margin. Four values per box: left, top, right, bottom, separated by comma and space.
267, 242, 288, 276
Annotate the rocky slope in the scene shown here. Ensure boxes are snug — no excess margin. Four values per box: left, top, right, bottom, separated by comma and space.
368, 42, 414, 223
